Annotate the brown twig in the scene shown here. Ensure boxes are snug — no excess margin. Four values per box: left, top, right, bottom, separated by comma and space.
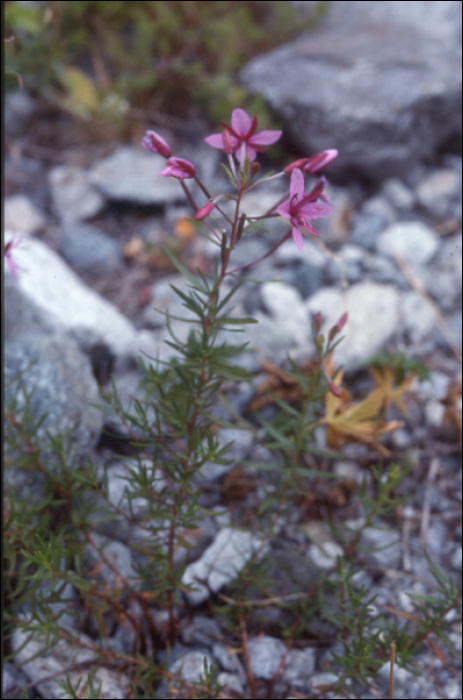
389, 642, 396, 699
393, 252, 462, 363
239, 613, 257, 699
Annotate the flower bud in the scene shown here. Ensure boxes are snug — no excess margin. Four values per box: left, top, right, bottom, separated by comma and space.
313, 311, 323, 334
303, 150, 338, 174
141, 130, 172, 158
250, 162, 260, 179
195, 201, 215, 220
160, 157, 196, 180
336, 312, 348, 333
328, 381, 343, 398
284, 158, 310, 174
222, 127, 233, 155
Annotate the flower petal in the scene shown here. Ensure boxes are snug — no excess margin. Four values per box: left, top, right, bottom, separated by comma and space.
276, 202, 291, 218
161, 157, 196, 179
301, 221, 321, 237
299, 202, 333, 219
290, 169, 305, 199
292, 226, 304, 252
204, 133, 225, 149
249, 129, 282, 146
245, 145, 258, 162
231, 108, 253, 137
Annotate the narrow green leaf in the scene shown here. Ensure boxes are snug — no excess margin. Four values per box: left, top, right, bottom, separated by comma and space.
220, 162, 239, 189
217, 316, 258, 325
163, 247, 208, 291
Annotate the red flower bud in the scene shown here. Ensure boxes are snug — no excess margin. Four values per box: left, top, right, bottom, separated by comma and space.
314, 311, 323, 334
303, 150, 338, 174
141, 130, 172, 158
328, 381, 343, 398
195, 201, 215, 220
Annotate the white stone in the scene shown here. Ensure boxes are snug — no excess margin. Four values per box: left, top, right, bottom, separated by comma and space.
5, 195, 45, 235
6, 233, 137, 358
306, 281, 400, 370
377, 221, 439, 265
182, 527, 268, 605
308, 541, 344, 569
88, 146, 186, 205
49, 165, 105, 223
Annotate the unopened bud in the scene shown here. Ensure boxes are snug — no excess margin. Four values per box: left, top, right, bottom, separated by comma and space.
328, 381, 343, 398
284, 158, 310, 174
314, 311, 323, 334
250, 162, 260, 179
236, 213, 247, 243
195, 201, 215, 220
315, 334, 325, 357
222, 128, 233, 155
328, 312, 348, 342
303, 149, 338, 174
337, 312, 348, 332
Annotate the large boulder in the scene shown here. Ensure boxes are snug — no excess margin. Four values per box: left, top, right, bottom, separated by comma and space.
241, 0, 462, 180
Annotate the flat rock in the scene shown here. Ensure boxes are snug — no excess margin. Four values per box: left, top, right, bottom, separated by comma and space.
241, 0, 462, 179
88, 146, 187, 205
6, 233, 138, 358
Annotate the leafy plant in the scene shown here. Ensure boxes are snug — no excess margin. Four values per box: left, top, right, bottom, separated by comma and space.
4, 1, 327, 124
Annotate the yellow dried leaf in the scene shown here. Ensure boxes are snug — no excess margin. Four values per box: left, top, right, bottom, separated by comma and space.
323, 363, 403, 455
369, 365, 416, 414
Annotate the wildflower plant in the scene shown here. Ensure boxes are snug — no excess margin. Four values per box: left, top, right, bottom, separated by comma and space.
4, 108, 461, 699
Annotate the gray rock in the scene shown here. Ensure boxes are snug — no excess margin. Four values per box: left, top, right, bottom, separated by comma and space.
382, 178, 415, 212
88, 146, 187, 205
12, 622, 131, 699
360, 525, 402, 568
248, 635, 316, 686
49, 165, 105, 224
83, 533, 137, 592
241, 1, 462, 180
166, 651, 215, 694
416, 168, 460, 219
305, 282, 400, 370
400, 291, 436, 344
59, 223, 122, 274
248, 635, 287, 680
182, 527, 268, 605
7, 233, 138, 358
245, 281, 312, 364
5, 330, 102, 467
349, 211, 390, 250
5, 194, 45, 235
377, 221, 439, 265
2, 662, 29, 699
327, 244, 364, 284
5, 275, 106, 490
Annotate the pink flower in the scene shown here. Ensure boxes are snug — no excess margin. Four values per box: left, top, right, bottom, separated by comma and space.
195, 201, 215, 220
277, 169, 333, 253
284, 149, 338, 174
141, 130, 172, 158
205, 108, 282, 162
160, 157, 196, 180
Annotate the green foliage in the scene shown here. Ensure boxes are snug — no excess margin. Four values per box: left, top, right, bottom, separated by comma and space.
4, 0, 323, 123
366, 349, 431, 384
